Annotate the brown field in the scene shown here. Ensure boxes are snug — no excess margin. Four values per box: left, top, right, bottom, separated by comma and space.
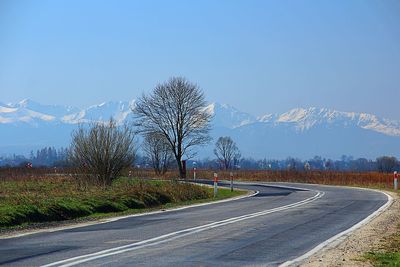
136, 169, 395, 189
1, 167, 393, 189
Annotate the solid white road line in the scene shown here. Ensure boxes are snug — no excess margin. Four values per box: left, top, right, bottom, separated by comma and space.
279, 190, 393, 267
42, 190, 324, 267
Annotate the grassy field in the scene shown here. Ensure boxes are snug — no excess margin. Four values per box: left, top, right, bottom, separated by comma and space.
0, 174, 244, 228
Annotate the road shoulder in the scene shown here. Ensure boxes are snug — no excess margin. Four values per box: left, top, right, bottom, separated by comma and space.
301, 190, 399, 267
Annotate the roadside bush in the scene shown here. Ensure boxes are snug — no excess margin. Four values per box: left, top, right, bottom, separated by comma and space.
69, 120, 136, 187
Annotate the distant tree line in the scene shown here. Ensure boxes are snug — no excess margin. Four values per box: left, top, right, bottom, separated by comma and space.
30, 147, 69, 167
0, 147, 69, 167
1, 150, 399, 173
151, 155, 400, 173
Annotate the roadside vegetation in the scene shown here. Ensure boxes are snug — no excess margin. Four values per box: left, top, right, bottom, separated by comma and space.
129, 169, 396, 189
365, 223, 400, 266
5, 168, 395, 189
0, 175, 243, 228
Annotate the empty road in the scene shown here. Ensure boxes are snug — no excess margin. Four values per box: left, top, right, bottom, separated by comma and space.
0, 181, 389, 266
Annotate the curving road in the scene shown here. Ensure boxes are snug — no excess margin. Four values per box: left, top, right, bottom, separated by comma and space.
0, 181, 389, 267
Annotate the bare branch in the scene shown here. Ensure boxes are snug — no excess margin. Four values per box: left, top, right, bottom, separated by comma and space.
133, 77, 212, 178
142, 133, 174, 175
214, 136, 241, 170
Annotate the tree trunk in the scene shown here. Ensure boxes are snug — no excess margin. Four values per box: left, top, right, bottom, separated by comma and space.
174, 154, 185, 179
178, 163, 184, 179
177, 160, 186, 179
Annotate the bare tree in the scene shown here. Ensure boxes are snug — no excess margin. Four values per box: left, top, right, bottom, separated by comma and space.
142, 133, 174, 175
133, 77, 212, 178
69, 120, 136, 187
214, 136, 241, 170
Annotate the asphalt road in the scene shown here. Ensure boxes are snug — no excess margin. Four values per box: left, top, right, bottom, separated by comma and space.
0, 181, 389, 267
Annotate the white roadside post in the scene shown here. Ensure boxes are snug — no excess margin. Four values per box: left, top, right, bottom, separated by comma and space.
193, 162, 197, 180
230, 172, 234, 192
394, 171, 398, 191
214, 173, 218, 197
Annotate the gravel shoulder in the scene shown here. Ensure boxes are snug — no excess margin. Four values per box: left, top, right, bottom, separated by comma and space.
301, 190, 399, 267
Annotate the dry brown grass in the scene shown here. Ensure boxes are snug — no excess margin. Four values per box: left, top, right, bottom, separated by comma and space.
129, 168, 394, 189
0, 167, 394, 189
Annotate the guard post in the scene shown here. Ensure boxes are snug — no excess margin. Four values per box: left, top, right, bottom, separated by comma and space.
193, 162, 197, 181
230, 172, 234, 192
213, 173, 218, 197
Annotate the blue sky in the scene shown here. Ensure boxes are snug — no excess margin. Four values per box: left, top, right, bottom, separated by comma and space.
1, 0, 399, 119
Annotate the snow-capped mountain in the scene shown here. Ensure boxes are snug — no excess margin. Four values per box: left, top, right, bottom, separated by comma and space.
1, 99, 400, 159
61, 100, 135, 124
257, 107, 400, 137
0, 99, 79, 125
0, 99, 134, 126
205, 103, 256, 129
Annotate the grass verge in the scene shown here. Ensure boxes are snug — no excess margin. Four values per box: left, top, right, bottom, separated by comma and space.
0, 177, 247, 230
364, 224, 400, 266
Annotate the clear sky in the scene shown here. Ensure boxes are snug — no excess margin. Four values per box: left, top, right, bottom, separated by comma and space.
1, 0, 399, 119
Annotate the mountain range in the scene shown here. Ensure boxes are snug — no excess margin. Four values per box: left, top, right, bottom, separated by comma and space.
1, 99, 400, 159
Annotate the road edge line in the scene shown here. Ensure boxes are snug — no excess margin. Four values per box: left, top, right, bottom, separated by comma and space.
279, 189, 393, 267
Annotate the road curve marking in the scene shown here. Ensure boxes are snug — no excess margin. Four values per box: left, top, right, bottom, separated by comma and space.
279, 189, 393, 267
42, 189, 324, 267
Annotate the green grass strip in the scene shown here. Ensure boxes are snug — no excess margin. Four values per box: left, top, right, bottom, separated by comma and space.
0, 178, 247, 229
